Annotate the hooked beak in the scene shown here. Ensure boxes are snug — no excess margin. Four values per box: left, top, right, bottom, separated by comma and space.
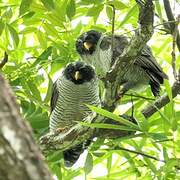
83, 42, 93, 50
74, 71, 81, 80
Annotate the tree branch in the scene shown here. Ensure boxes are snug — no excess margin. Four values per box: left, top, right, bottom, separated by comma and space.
107, 0, 154, 82
141, 71, 180, 118
0, 52, 8, 69
163, 0, 180, 51
0, 74, 53, 180
109, 146, 165, 163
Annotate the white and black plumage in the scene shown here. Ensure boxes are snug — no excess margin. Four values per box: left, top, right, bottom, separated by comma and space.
76, 30, 168, 97
50, 61, 100, 167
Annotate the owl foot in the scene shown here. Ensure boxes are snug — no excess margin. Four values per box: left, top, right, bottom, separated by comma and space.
55, 127, 69, 134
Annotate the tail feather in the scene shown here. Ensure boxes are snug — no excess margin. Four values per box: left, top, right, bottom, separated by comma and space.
63, 139, 92, 167
146, 70, 162, 96
63, 143, 84, 167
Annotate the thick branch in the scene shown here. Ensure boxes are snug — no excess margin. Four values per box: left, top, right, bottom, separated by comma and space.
142, 75, 180, 118
107, 0, 154, 82
0, 74, 53, 180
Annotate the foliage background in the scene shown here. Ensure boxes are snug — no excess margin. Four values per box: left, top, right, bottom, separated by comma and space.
0, 0, 180, 179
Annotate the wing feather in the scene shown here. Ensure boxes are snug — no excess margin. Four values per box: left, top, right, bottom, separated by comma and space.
50, 80, 59, 113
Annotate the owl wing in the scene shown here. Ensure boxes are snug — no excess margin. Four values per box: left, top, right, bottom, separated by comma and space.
134, 46, 168, 83
50, 80, 59, 113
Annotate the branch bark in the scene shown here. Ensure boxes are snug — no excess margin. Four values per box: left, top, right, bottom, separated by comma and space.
0, 52, 8, 69
163, 0, 180, 51
107, 0, 154, 82
0, 74, 53, 180
141, 71, 180, 118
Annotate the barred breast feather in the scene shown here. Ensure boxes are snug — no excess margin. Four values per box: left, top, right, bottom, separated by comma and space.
49, 75, 100, 133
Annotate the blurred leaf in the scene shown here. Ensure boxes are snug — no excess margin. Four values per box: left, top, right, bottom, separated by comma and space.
66, 0, 76, 19
107, 1, 128, 10
32, 46, 53, 67
27, 80, 42, 102
106, 6, 113, 20
2, 8, 13, 19
19, 27, 37, 34
19, 0, 33, 16
44, 75, 53, 103
7, 24, 19, 47
119, 4, 138, 27
0, 20, 5, 35
22, 11, 35, 19
36, 30, 47, 48
155, 0, 163, 23
107, 154, 112, 175
87, 5, 104, 17
50, 163, 62, 180
40, 0, 55, 10
84, 153, 93, 175
43, 22, 59, 37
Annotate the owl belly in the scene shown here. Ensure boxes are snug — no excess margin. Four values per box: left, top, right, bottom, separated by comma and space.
49, 80, 100, 132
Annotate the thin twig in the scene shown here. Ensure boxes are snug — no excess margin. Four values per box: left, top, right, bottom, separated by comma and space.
124, 93, 155, 101
0, 52, 8, 69
172, 15, 179, 79
141, 73, 180, 118
105, 146, 165, 163
110, 4, 115, 66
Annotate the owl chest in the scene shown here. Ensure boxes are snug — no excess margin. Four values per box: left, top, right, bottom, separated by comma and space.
82, 50, 112, 78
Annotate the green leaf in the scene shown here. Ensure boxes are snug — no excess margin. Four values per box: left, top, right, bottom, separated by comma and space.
107, 154, 112, 175
44, 75, 53, 103
40, 0, 55, 10
19, 27, 37, 34
27, 81, 42, 102
0, 20, 4, 36
36, 30, 47, 48
107, 1, 128, 10
87, 5, 104, 17
155, 0, 163, 23
106, 6, 113, 20
119, 4, 138, 27
19, 0, 33, 16
80, 122, 138, 131
51, 163, 62, 180
2, 8, 13, 19
84, 153, 93, 175
86, 105, 140, 130
7, 24, 19, 47
32, 46, 53, 67
43, 22, 59, 37
66, 0, 76, 20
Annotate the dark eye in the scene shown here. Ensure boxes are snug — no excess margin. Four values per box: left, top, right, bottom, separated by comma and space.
77, 39, 83, 44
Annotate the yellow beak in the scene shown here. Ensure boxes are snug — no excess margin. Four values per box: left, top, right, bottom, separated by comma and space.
83, 42, 93, 50
74, 71, 81, 80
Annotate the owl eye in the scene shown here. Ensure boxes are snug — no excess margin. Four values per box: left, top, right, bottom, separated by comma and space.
77, 39, 83, 44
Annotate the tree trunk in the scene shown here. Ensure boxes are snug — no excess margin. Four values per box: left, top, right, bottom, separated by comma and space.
0, 74, 53, 180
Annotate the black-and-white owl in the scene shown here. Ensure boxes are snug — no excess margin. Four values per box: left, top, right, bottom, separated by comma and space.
50, 61, 100, 166
76, 30, 168, 97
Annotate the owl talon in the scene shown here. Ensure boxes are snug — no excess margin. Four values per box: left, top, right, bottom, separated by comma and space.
55, 127, 69, 134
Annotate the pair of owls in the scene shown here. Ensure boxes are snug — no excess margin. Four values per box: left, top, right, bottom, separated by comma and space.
49, 30, 167, 167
